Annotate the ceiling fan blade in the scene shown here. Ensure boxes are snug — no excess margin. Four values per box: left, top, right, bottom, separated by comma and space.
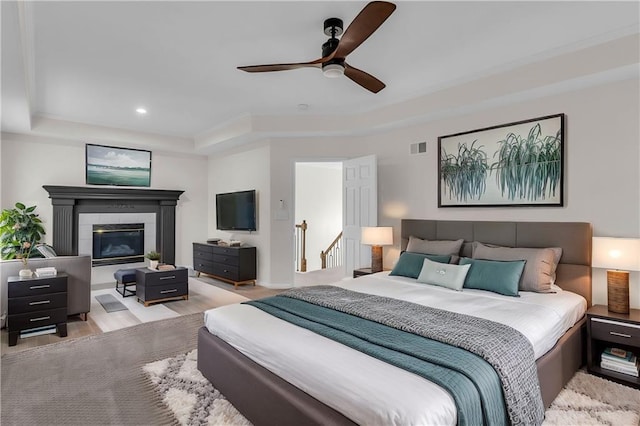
333, 1, 396, 59
238, 60, 323, 73
344, 63, 386, 93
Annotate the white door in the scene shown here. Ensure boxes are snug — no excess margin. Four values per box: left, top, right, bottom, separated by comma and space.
343, 155, 377, 275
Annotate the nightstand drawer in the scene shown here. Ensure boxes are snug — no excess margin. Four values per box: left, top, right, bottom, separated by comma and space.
8, 307, 67, 331
8, 276, 67, 297
137, 269, 188, 287
142, 282, 188, 301
591, 317, 640, 347
8, 292, 67, 314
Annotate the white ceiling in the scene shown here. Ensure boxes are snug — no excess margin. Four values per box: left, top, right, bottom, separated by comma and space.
2, 1, 639, 150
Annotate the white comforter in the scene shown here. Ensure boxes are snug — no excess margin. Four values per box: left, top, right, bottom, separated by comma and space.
204, 272, 586, 425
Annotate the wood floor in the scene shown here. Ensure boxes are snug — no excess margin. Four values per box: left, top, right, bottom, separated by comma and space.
1, 267, 344, 355
0, 276, 281, 355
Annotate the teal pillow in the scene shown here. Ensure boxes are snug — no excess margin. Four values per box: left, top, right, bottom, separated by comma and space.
390, 252, 451, 279
459, 257, 525, 297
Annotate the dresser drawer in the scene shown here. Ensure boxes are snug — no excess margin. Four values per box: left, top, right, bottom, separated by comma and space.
211, 246, 240, 257
211, 263, 239, 281
193, 257, 215, 273
8, 276, 67, 297
212, 254, 239, 266
8, 307, 67, 331
194, 247, 214, 258
8, 292, 67, 314
137, 268, 188, 287
591, 317, 640, 347
193, 242, 214, 253
141, 282, 188, 301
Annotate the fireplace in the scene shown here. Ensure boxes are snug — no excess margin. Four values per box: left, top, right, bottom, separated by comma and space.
92, 223, 145, 266
43, 186, 184, 265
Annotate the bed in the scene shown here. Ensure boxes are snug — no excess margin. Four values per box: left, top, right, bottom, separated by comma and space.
197, 220, 592, 425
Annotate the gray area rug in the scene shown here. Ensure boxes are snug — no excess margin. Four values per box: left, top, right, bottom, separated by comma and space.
1, 313, 204, 425
95, 293, 129, 312
146, 351, 640, 426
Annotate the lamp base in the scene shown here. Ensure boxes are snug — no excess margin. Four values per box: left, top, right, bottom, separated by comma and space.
607, 270, 629, 314
371, 245, 383, 273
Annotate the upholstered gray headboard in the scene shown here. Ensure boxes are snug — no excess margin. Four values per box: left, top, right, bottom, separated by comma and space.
400, 220, 592, 306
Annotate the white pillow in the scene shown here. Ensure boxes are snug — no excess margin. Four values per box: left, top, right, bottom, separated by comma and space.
417, 258, 471, 291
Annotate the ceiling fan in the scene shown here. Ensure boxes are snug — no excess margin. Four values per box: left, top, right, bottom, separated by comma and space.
237, 1, 396, 94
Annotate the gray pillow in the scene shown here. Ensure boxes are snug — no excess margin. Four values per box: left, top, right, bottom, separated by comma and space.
417, 258, 471, 291
406, 236, 464, 256
472, 242, 562, 293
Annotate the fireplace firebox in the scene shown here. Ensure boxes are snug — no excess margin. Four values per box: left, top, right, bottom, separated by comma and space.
92, 223, 145, 266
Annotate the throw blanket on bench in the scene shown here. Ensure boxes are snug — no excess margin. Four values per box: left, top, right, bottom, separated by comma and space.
245, 285, 544, 426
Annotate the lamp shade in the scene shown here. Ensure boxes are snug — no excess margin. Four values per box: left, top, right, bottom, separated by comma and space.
592, 237, 640, 271
361, 227, 393, 246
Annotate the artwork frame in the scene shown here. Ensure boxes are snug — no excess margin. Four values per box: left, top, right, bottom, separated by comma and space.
438, 113, 564, 207
85, 144, 152, 187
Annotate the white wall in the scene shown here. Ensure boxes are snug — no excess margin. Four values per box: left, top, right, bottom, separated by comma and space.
0, 133, 208, 283
295, 162, 342, 272
212, 77, 640, 308
207, 142, 271, 284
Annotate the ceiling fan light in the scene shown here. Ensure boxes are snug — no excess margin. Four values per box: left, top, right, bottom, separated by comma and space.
322, 63, 345, 78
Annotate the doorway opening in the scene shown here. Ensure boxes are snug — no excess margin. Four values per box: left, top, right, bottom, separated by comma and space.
294, 162, 343, 279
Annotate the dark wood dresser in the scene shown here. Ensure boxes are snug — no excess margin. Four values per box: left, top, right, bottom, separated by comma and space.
193, 242, 256, 288
7, 274, 68, 346
135, 267, 189, 307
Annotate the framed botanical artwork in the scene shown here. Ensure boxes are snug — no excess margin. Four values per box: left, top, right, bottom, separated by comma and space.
85, 144, 152, 187
438, 113, 564, 207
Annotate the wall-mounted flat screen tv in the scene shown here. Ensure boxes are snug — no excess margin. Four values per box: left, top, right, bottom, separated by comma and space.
216, 190, 257, 231
86, 144, 152, 187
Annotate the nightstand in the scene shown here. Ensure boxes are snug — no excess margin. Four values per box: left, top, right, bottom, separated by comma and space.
135, 267, 189, 307
353, 268, 377, 278
586, 304, 640, 389
7, 274, 68, 346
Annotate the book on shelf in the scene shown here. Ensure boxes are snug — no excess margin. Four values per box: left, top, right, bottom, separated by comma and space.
603, 347, 635, 362
601, 352, 637, 367
20, 324, 57, 339
600, 359, 639, 377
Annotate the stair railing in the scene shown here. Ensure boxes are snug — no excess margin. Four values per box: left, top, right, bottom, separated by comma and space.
320, 231, 343, 269
295, 220, 308, 272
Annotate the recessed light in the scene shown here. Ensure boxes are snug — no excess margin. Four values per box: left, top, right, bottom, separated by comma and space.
297, 103, 309, 111
136, 107, 147, 115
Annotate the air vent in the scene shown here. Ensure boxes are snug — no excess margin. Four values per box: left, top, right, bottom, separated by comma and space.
410, 142, 427, 154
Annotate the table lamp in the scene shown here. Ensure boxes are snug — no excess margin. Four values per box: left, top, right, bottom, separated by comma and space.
592, 237, 640, 314
361, 227, 393, 273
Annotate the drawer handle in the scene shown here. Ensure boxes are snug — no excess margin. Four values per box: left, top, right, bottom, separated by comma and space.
30, 316, 51, 322
160, 275, 176, 280
160, 289, 178, 294
610, 331, 632, 338
29, 300, 51, 306
30, 285, 50, 290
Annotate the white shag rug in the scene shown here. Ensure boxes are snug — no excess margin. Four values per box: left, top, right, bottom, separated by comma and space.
143, 350, 250, 426
145, 352, 640, 426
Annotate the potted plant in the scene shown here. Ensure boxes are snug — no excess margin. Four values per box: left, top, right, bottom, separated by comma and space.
0, 202, 46, 277
146, 250, 161, 270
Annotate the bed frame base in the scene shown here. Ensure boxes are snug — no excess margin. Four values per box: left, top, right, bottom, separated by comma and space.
198, 320, 585, 425
197, 327, 357, 426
